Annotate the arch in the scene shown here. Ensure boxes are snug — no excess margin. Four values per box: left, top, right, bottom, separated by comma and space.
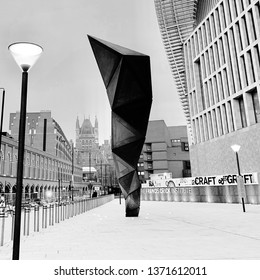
25, 184, 30, 200
4, 184, 11, 193
39, 185, 44, 199
12, 185, 17, 193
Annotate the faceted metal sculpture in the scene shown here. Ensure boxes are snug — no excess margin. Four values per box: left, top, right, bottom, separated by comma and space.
88, 35, 152, 217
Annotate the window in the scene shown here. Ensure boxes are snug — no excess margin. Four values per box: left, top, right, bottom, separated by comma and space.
171, 139, 181, 147
248, 50, 256, 83
251, 89, 260, 123
248, 9, 257, 41
147, 163, 153, 169
146, 144, 151, 151
183, 161, 191, 169
182, 142, 189, 151
242, 16, 250, 47
195, 59, 205, 110
227, 101, 235, 131
147, 153, 152, 161
237, 95, 247, 128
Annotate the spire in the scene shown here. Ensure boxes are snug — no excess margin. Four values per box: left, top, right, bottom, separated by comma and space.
76, 116, 80, 129
95, 115, 98, 128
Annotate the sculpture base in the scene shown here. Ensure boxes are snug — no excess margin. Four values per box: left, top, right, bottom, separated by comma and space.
125, 207, 140, 217
125, 189, 140, 217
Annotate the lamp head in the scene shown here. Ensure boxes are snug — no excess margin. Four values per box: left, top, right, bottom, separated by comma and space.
8, 42, 43, 72
231, 144, 241, 153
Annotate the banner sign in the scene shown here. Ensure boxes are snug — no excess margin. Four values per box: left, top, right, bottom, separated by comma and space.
142, 173, 258, 188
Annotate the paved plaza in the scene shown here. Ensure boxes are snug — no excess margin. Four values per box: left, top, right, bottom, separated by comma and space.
1, 199, 260, 260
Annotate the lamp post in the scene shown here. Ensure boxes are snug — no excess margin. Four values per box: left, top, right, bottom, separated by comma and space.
231, 144, 246, 212
71, 142, 74, 201
58, 166, 61, 204
9, 42, 43, 260
0, 88, 5, 150
0, 88, 5, 175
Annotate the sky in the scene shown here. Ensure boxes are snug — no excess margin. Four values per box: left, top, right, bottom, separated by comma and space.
0, 0, 186, 144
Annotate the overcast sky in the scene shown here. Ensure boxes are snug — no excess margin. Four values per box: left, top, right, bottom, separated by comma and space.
0, 0, 185, 144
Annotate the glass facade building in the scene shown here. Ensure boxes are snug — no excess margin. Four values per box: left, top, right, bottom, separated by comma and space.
155, 0, 260, 176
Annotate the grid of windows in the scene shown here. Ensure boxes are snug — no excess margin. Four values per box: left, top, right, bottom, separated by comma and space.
184, 0, 260, 144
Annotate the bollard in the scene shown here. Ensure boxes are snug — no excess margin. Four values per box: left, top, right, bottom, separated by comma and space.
42, 206, 45, 228
56, 203, 60, 223
63, 203, 65, 220
52, 204, 55, 225
62, 203, 64, 221
11, 211, 15, 241
23, 207, 30, 236
48, 204, 51, 226
49, 204, 53, 226
45, 205, 48, 228
42, 205, 48, 228
0, 210, 5, 246
65, 203, 68, 219
68, 202, 71, 219
65, 203, 67, 219
71, 202, 73, 217
70, 202, 73, 217
55, 203, 57, 223
34, 205, 40, 232
60, 203, 63, 221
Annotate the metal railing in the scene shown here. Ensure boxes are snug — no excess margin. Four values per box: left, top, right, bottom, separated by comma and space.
0, 194, 114, 247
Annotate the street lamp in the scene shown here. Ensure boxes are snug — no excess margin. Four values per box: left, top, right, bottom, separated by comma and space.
9, 42, 43, 260
70, 142, 74, 201
231, 144, 246, 212
0, 88, 5, 149
0, 88, 5, 174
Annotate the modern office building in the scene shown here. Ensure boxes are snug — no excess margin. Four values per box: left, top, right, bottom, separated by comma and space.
155, 0, 260, 176
138, 120, 190, 181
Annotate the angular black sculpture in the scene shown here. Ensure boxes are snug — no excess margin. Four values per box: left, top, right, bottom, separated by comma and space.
88, 35, 152, 217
